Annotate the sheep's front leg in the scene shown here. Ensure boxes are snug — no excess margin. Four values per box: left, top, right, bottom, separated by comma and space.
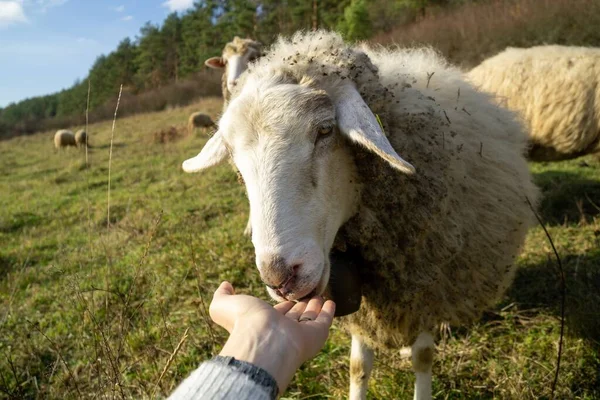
349, 334, 374, 400
411, 332, 434, 400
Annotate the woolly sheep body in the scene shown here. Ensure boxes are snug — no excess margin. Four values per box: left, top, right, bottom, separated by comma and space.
75, 129, 87, 147
188, 31, 539, 397
338, 43, 538, 349
250, 30, 538, 380
54, 129, 76, 149
187, 112, 215, 134
468, 45, 600, 161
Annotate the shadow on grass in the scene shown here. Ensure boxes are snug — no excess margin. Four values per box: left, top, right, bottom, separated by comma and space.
0, 254, 19, 279
508, 248, 600, 346
0, 211, 42, 234
533, 170, 600, 225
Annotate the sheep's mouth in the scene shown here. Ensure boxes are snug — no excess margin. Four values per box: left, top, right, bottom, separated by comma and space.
268, 265, 329, 302
272, 287, 317, 302
280, 288, 317, 302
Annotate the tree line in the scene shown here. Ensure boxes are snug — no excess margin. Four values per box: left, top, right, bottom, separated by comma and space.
0, 0, 463, 138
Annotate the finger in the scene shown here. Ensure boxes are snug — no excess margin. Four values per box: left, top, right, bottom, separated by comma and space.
298, 296, 324, 322
274, 301, 295, 314
284, 300, 308, 320
314, 300, 336, 327
209, 282, 235, 332
213, 281, 234, 299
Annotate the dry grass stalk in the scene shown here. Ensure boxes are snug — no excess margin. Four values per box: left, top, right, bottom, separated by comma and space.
152, 328, 190, 398
526, 196, 566, 399
187, 233, 218, 352
116, 211, 163, 363
27, 320, 83, 398
107, 84, 123, 230
85, 79, 93, 254
73, 287, 126, 399
85, 80, 90, 168
1, 250, 31, 327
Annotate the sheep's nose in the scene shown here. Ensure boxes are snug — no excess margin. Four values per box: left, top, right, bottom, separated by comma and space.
258, 255, 300, 296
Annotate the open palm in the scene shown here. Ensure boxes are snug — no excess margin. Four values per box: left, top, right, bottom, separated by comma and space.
209, 281, 336, 364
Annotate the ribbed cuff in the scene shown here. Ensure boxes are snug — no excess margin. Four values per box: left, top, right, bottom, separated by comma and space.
212, 356, 280, 399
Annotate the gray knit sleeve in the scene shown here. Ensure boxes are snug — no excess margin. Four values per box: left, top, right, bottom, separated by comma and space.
167, 356, 279, 400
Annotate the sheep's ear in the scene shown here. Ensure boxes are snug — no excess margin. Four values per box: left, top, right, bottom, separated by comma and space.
182, 131, 228, 173
335, 84, 415, 174
205, 57, 226, 69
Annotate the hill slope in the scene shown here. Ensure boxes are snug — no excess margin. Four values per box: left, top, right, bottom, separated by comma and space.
0, 98, 599, 399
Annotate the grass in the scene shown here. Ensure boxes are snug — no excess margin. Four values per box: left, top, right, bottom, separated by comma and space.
1, 96, 599, 399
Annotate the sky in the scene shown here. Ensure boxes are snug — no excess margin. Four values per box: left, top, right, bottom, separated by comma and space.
0, 0, 196, 107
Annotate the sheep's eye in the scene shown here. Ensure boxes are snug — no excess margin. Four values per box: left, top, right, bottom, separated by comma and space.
318, 125, 333, 136
315, 123, 335, 145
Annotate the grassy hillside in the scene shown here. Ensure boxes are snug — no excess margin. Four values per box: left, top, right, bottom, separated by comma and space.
0, 97, 599, 399
373, 0, 600, 69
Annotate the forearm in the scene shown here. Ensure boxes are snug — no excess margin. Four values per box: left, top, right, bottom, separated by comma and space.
167, 356, 278, 400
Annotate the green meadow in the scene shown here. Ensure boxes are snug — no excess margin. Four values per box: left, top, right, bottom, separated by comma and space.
1, 97, 599, 399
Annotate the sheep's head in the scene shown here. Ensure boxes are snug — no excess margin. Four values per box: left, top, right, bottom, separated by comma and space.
205, 37, 263, 93
182, 75, 414, 302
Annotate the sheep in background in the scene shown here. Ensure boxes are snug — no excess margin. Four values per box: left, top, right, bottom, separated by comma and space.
187, 112, 216, 135
205, 36, 263, 108
182, 31, 538, 399
75, 129, 87, 147
54, 130, 76, 149
205, 36, 262, 236
468, 45, 600, 161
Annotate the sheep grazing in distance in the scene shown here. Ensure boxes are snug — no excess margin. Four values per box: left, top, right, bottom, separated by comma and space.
205, 36, 263, 108
468, 45, 600, 161
54, 129, 76, 149
187, 112, 216, 135
75, 129, 87, 147
182, 31, 538, 399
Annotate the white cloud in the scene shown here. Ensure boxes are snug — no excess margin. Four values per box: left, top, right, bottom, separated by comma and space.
121, 15, 132, 21
114, 4, 124, 12
0, 0, 69, 27
0, 1, 28, 27
162, 0, 193, 12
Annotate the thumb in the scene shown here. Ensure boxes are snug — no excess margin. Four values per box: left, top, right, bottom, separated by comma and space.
214, 281, 235, 298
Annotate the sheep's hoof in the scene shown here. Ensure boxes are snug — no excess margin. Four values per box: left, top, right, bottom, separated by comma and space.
327, 246, 362, 317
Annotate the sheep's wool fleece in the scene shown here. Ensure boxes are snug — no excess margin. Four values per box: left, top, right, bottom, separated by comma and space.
54, 129, 76, 148
468, 45, 600, 161
75, 129, 87, 146
240, 32, 539, 350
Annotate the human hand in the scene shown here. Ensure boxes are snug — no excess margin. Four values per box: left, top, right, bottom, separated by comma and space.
209, 281, 336, 393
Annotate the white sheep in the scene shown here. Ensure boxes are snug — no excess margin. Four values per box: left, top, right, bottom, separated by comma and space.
468, 45, 600, 161
205, 36, 263, 108
75, 129, 87, 147
206, 37, 263, 236
182, 31, 538, 399
54, 129, 76, 149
